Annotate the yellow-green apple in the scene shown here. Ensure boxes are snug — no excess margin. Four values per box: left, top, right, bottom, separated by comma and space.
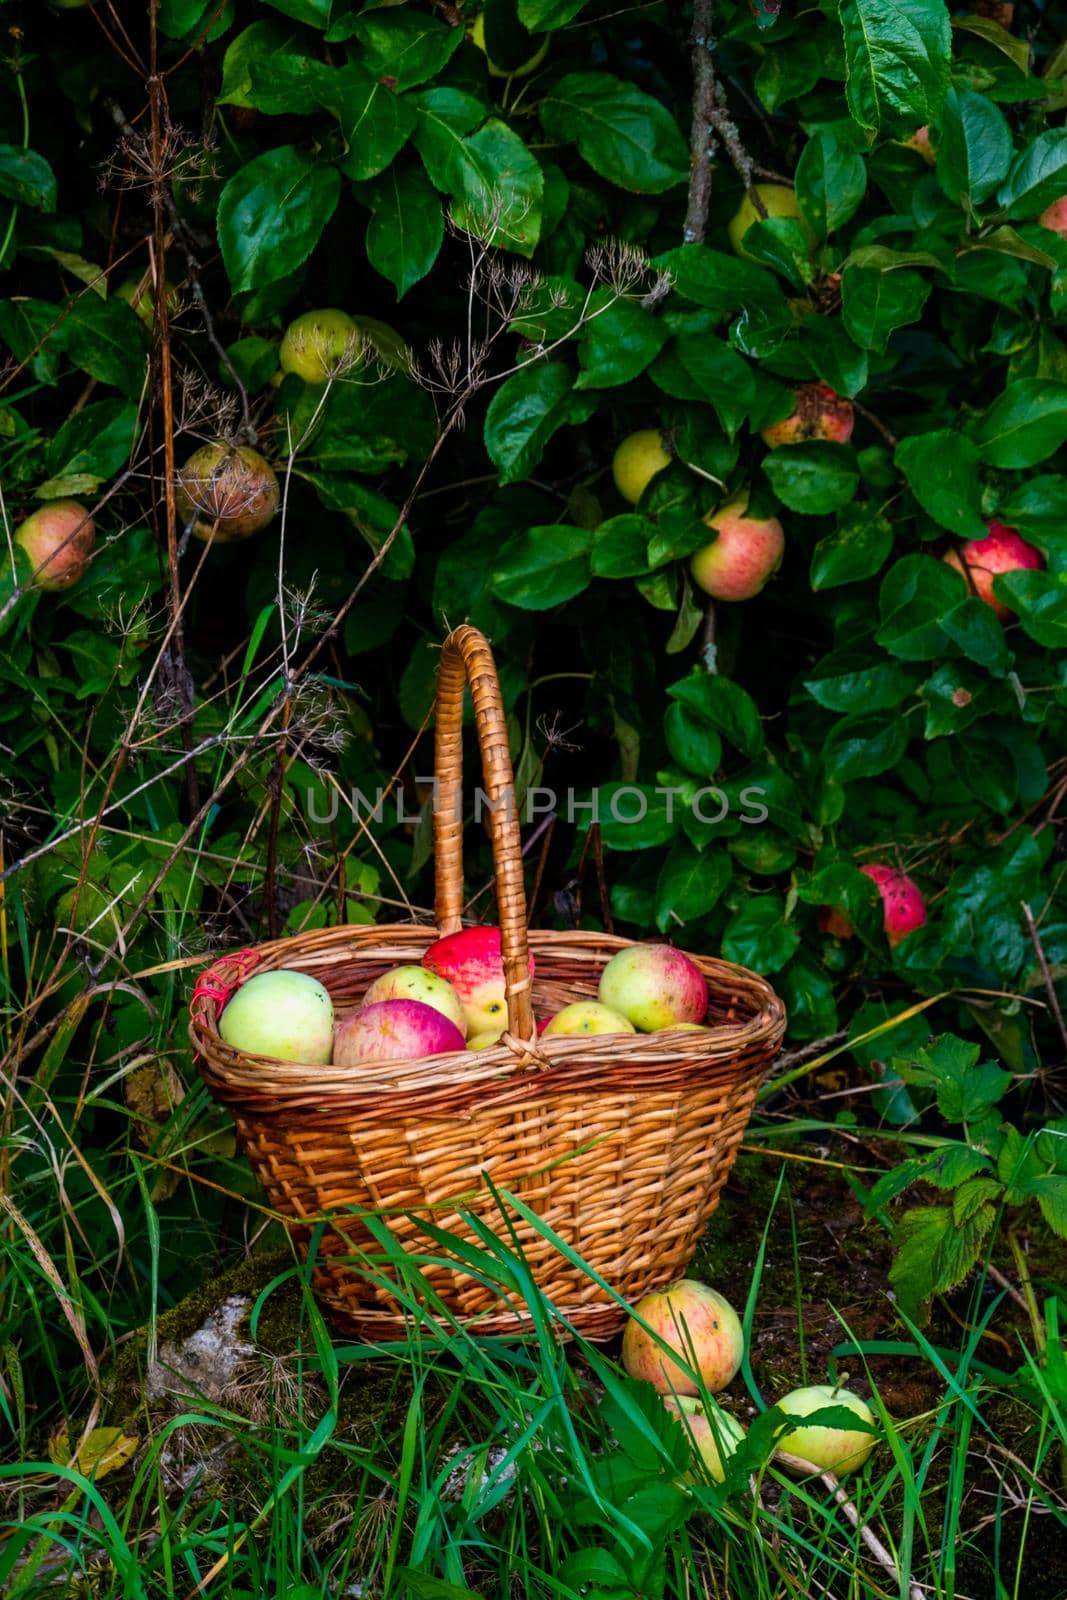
664, 1395, 745, 1483
362, 965, 467, 1038
727, 184, 801, 258
622, 1280, 743, 1395
612, 428, 672, 504
598, 943, 707, 1031
468, 1029, 504, 1050
761, 382, 854, 447
333, 998, 465, 1067
690, 496, 785, 602
176, 443, 279, 543
775, 1383, 876, 1475
943, 521, 1044, 621
15, 500, 95, 590
279, 309, 362, 383
821, 863, 926, 947
422, 926, 534, 1035
115, 274, 181, 327
543, 1001, 636, 1036
219, 969, 334, 1065
470, 12, 549, 76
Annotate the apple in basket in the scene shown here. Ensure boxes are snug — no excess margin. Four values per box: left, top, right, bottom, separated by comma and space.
543, 1001, 635, 1036
361, 964, 468, 1038
664, 1395, 745, 1483
333, 998, 465, 1067
421, 925, 534, 1035
218, 969, 334, 1065
598, 943, 708, 1031
622, 1279, 744, 1395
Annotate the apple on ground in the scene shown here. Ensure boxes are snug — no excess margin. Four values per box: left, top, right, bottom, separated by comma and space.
543, 1001, 636, 1036
822, 863, 926, 947
761, 383, 854, 448
362, 964, 467, 1038
727, 184, 802, 258
689, 496, 785, 603
333, 998, 465, 1067
219, 969, 334, 1065
943, 521, 1044, 621
612, 429, 673, 504
664, 1395, 745, 1483
774, 1383, 877, 1476
622, 1279, 744, 1395
422, 925, 534, 1035
279, 309, 362, 383
176, 443, 279, 543
599, 943, 707, 1031
15, 501, 95, 590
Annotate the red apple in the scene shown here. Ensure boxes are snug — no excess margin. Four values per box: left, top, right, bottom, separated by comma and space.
422, 926, 534, 1035
824, 864, 926, 948
333, 998, 465, 1067
942, 521, 1044, 622
598, 943, 707, 1031
622, 1279, 744, 1396
15, 500, 95, 590
1039, 198, 1067, 238
902, 125, 935, 165
761, 382, 854, 448
362, 964, 467, 1038
689, 496, 785, 602
176, 442, 279, 543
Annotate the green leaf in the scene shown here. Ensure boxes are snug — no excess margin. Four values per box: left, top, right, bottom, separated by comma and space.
0, 146, 56, 212
780, 954, 838, 1040
763, 442, 860, 514
218, 20, 306, 106
799, 318, 869, 398
895, 430, 986, 536
484, 361, 578, 483
411, 87, 487, 189
539, 73, 688, 195
218, 147, 341, 294
63, 294, 150, 398
655, 844, 731, 931
804, 651, 920, 711
0, 297, 63, 383
722, 895, 800, 974
939, 597, 1012, 675
349, 9, 464, 91
46, 401, 137, 485
935, 87, 1013, 208
449, 121, 544, 255
839, 0, 951, 135
244, 54, 337, 115
675, 338, 755, 439
663, 701, 722, 776
263, 0, 330, 23
575, 293, 667, 389
876, 554, 966, 659
810, 505, 894, 589
842, 264, 930, 351
823, 711, 909, 780
492, 525, 593, 609
997, 569, 1067, 647
336, 70, 418, 182
795, 130, 866, 237
595, 785, 681, 851
591, 514, 655, 578
997, 129, 1067, 220
362, 163, 443, 297
972, 380, 1067, 468
667, 674, 765, 758
890, 1203, 995, 1320
1031, 1175, 1067, 1239
519, 0, 586, 24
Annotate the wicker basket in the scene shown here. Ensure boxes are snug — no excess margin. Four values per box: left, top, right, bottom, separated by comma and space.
191, 625, 786, 1340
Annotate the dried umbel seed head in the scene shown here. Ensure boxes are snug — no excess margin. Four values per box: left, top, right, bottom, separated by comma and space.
176, 443, 280, 543
279, 309, 363, 383
15, 500, 96, 590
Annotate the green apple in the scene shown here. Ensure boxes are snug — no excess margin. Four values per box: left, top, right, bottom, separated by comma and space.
219, 969, 334, 1065
543, 1001, 636, 1036
612, 429, 672, 504
598, 943, 708, 1031
362, 964, 467, 1038
775, 1383, 877, 1476
727, 183, 802, 259
664, 1395, 745, 1483
279, 309, 362, 383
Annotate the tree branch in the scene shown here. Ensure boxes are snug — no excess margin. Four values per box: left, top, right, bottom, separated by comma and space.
684, 0, 718, 244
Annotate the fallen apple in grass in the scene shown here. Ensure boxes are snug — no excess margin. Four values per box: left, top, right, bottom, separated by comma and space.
219, 969, 334, 1065
943, 521, 1044, 621
176, 442, 279, 542
664, 1395, 745, 1483
622, 1279, 743, 1396
689, 496, 785, 602
15, 500, 95, 590
612, 428, 672, 504
361, 964, 467, 1038
761, 382, 854, 448
774, 1383, 876, 1476
279, 308, 362, 383
599, 943, 707, 1031
543, 1001, 636, 1037
333, 998, 465, 1067
422, 925, 533, 1036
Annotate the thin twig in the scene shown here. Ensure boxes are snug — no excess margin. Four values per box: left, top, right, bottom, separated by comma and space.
1022, 899, 1067, 1057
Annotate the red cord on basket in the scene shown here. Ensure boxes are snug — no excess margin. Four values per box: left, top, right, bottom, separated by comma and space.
189, 947, 262, 1027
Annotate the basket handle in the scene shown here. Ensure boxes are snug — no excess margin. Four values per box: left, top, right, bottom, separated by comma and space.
433, 624, 534, 1041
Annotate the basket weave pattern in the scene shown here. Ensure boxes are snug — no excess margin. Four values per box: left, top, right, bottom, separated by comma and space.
192, 628, 786, 1339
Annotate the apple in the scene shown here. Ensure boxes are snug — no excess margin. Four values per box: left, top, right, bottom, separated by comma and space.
279, 309, 362, 383
1039, 198, 1067, 238
612, 429, 672, 505
943, 521, 1044, 622
622, 1279, 744, 1395
422, 925, 534, 1036
775, 1383, 876, 1476
470, 12, 549, 77
689, 496, 785, 603
727, 184, 802, 258
361, 965, 467, 1038
822, 863, 926, 947
219, 969, 334, 1065
468, 1029, 504, 1050
115, 275, 181, 328
16, 501, 95, 590
664, 1396, 745, 1483
333, 998, 466, 1068
599, 943, 707, 1031
901, 125, 936, 165
761, 382, 854, 448
543, 1001, 636, 1037
176, 442, 279, 543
